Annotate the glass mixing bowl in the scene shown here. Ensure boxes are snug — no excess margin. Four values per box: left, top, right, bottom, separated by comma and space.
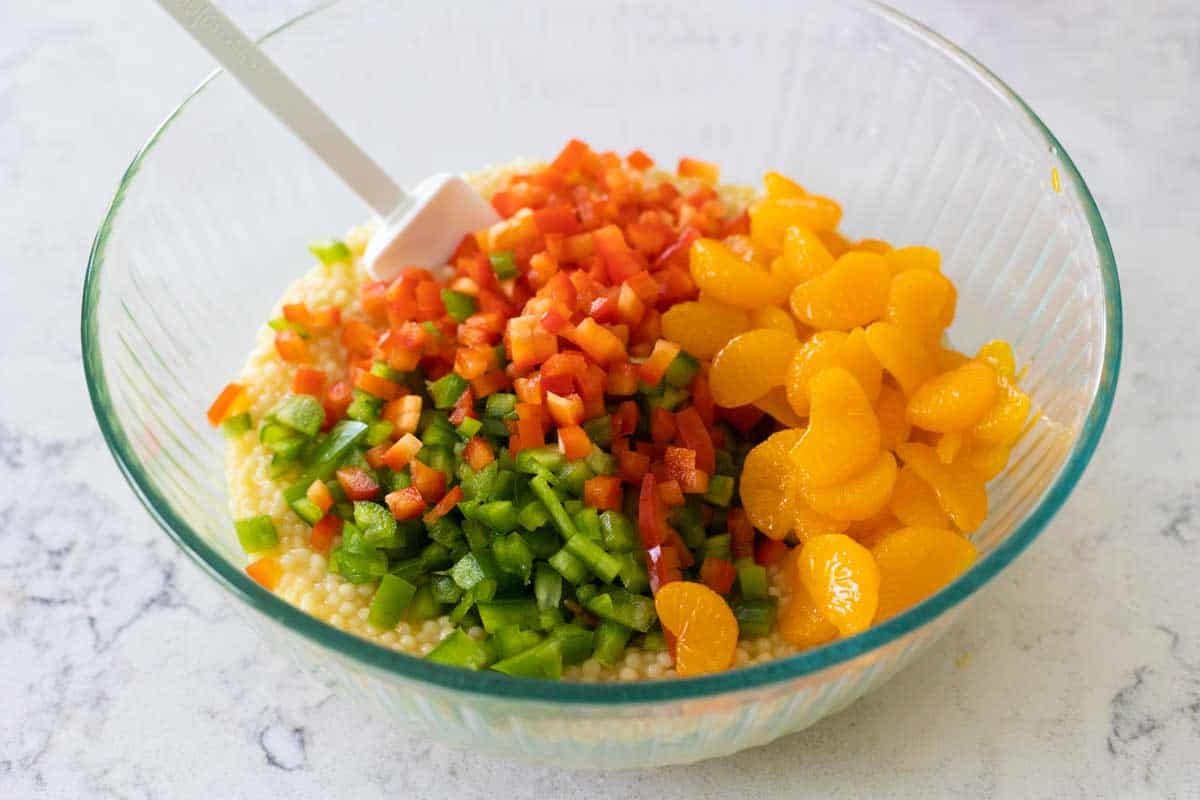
82, 0, 1120, 768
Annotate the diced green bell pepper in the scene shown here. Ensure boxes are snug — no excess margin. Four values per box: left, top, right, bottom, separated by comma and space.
426, 629, 495, 670
592, 620, 632, 667
367, 574, 416, 629
490, 639, 562, 679
234, 516, 278, 553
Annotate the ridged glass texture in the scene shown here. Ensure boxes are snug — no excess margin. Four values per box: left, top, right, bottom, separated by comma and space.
82, 0, 1120, 768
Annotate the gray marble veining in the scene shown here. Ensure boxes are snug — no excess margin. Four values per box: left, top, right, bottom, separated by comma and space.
1, 0, 1198, 797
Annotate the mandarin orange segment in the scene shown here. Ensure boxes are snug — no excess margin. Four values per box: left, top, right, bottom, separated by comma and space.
709, 328, 800, 407
885, 245, 941, 274
689, 238, 790, 309
660, 297, 750, 358
936, 431, 964, 464
763, 171, 807, 199
885, 269, 957, 344
864, 321, 937, 396
957, 440, 1011, 480
840, 327, 883, 403
855, 238, 893, 255
976, 339, 1016, 379
754, 387, 806, 428
934, 347, 971, 372
654, 581, 739, 677
790, 367, 881, 487
795, 534, 880, 636
872, 527, 977, 621
750, 195, 843, 253
970, 376, 1031, 446
845, 512, 904, 551
895, 442, 988, 533
907, 360, 998, 433
789, 251, 891, 331
800, 450, 898, 522
874, 384, 912, 451
784, 331, 847, 416
777, 582, 839, 648
740, 429, 805, 540
793, 503, 851, 543
889, 465, 951, 529
749, 305, 798, 336
772, 225, 836, 285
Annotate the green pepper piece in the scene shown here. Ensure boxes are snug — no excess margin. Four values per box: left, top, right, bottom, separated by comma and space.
581, 416, 614, 449
221, 412, 252, 438
516, 447, 566, 476
484, 392, 518, 419
456, 416, 483, 439
551, 624, 594, 666
592, 620, 632, 667
492, 532, 533, 583
367, 574, 416, 629
663, 350, 701, 388
583, 447, 616, 476
737, 562, 770, 601
530, 474, 578, 540
308, 238, 352, 265
613, 552, 650, 594
534, 562, 563, 611
234, 516, 278, 553
599, 510, 637, 552
585, 589, 657, 632
494, 625, 544, 660
430, 574, 463, 604
428, 373, 469, 409
405, 583, 441, 622
571, 507, 602, 542
564, 535, 622, 583
704, 474, 735, 507
441, 288, 478, 322
329, 546, 388, 584
476, 500, 520, 534
490, 639, 562, 679
426, 629, 495, 670
354, 501, 400, 548
640, 629, 667, 652
308, 420, 369, 478
346, 390, 383, 423
489, 250, 519, 279
548, 547, 589, 584
522, 527, 560, 559
476, 598, 540, 633
557, 461, 594, 498
731, 598, 777, 638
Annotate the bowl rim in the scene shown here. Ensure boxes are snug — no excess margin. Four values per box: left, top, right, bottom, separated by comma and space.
82, 0, 1121, 704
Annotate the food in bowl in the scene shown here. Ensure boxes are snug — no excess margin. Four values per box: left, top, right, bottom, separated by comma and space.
206, 140, 1033, 680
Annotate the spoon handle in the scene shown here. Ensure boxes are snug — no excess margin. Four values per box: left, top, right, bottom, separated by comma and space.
156, 0, 405, 217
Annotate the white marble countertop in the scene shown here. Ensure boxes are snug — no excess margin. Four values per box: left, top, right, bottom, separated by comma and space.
2, 0, 1197, 797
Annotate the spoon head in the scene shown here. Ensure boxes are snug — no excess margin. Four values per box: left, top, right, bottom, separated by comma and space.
365, 173, 500, 281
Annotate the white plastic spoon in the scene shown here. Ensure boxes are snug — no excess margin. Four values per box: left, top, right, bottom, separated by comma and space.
155, 0, 500, 280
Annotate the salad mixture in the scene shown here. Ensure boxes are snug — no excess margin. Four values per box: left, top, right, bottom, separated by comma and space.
208, 140, 1032, 680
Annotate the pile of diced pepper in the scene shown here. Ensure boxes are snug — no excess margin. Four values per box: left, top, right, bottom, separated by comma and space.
208, 139, 1032, 679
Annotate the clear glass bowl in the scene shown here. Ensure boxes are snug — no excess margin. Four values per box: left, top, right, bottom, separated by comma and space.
82, 0, 1120, 768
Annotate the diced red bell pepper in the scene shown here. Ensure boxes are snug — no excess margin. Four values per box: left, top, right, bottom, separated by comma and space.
410, 460, 448, 504
605, 362, 639, 396
657, 479, 685, 507
638, 474, 665, 549
663, 446, 698, 489
689, 374, 716, 427
613, 400, 639, 437
448, 386, 476, 426
616, 283, 646, 325
454, 347, 496, 380
424, 486, 464, 524
274, 330, 311, 363
699, 556, 737, 595
650, 408, 677, 444
323, 379, 353, 425
617, 447, 650, 483
354, 370, 400, 401
526, 251, 559, 288
363, 443, 389, 470
382, 433, 423, 471
291, 367, 326, 397
533, 205, 581, 235
638, 339, 680, 386
336, 467, 379, 501
583, 475, 623, 511
463, 436, 495, 470
514, 375, 543, 406
728, 508, 755, 560
565, 318, 627, 365
674, 406, 715, 474
515, 402, 545, 449
246, 557, 282, 590
206, 382, 246, 426
646, 544, 682, 595
546, 392, 585, 427
340, 319, 378, 357
677, 157, 719, 185
557, 425, 592, 461
470, 370, 508, 399
309, 515, 342, 554
755, 536, 790, 567
360, 281, 389, 320
626, 149, 655, 170
591, 224, 643, 284
385, 486, 427, 521
306, 479, 334, 515
653, 225, 700, 270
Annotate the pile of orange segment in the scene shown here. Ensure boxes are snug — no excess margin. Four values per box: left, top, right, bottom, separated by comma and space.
681, 171, 1033, 648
